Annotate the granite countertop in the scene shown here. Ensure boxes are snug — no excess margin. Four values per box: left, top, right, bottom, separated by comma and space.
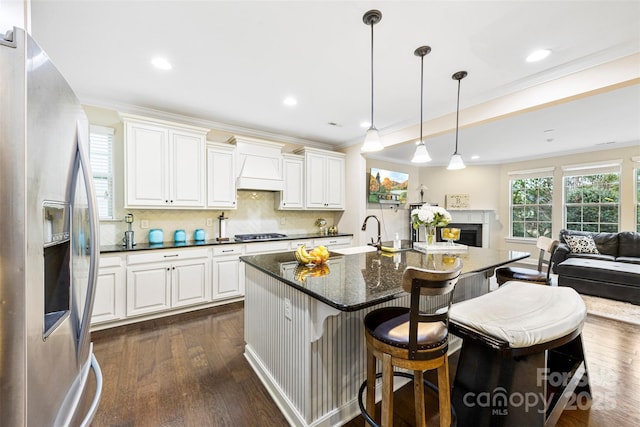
100, 232, 353, 254
240, 248, 530, 312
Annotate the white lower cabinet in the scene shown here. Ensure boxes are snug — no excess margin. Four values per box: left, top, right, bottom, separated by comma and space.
171, 257, 211, 308
212, 245, 244, 300
126, 248, 209, 317
93, 254, 126, 324
94, 237, 352, 328
127, 262, 172, 317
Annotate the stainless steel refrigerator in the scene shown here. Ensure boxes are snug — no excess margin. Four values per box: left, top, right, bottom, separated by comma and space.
0, 27, 102, 426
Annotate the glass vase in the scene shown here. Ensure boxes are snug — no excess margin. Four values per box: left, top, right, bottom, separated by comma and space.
426, 224, 436, 245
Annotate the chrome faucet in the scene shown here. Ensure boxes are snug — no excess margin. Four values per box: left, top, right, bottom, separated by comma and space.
361, 215, 382, 250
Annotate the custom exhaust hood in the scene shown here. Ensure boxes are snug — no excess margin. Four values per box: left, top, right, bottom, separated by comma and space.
229, 136, 285, 191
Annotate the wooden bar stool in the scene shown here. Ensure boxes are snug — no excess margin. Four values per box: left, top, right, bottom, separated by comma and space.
495, 236, 558, 285
359, 260, 463, 427
449, 281, 590, 427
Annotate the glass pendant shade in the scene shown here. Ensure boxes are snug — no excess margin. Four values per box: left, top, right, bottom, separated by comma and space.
361, 127, 383, 152
447, 153, 465, 170
411, 142, 431, 163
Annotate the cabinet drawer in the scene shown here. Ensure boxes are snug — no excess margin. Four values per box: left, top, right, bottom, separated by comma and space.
127, 248, 209, 265
291, 239, 314, 249
213, 245, 244, 257
99, 255, 123, 268
314, 236, 352, 248
244, 241, 290, 254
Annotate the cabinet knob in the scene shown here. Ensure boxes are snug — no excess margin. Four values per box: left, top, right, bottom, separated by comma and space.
166, 267, 170, 271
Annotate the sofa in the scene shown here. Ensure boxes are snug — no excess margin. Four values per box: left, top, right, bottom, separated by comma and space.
551, 229, 640, 305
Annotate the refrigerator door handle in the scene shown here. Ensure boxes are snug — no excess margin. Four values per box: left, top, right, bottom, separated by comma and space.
79, 352, 103, 427
75, 121, 100, 353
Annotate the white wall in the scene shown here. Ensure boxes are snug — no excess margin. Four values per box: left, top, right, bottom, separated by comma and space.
417, 165, 502, 248
0, 0, 28, 33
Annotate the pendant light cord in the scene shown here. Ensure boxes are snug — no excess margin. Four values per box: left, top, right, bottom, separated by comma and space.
370, 21, 375, 128
420, 54, 424, 144
454, 78, 461, 154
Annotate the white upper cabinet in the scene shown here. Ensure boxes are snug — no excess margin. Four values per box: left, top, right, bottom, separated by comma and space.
123, 114, 208, 208
276, 153, 304, 210
207, 142, 237, 208
297, 148, 345, 210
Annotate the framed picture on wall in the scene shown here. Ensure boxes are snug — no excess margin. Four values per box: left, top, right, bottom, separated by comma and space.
368, 167, 408, 204
445, 194, 470, 209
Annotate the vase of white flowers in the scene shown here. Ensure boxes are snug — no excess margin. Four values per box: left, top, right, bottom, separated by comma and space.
411, 204, 452, 244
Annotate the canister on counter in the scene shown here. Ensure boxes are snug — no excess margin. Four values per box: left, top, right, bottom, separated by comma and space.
174, 229, 186, 243
194, 229, 205, 241
149, 229, 164, 244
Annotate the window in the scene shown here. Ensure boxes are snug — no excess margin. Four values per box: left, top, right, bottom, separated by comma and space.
509, 172, 553, 238
89, 125, 114, 220
563, 162, 621, 233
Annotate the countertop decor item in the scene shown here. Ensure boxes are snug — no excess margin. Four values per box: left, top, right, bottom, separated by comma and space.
122, 213, 136, 248
174, 229, 186, 243
217, 212, 229, 241
411, 204, 452, 245
315, 218, 328, 235
149, 229, 163, 244
194, 229, 205, 241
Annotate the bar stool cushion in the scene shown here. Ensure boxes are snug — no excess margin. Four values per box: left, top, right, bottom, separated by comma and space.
364, 307, 448, 350
450, 281, 586, 348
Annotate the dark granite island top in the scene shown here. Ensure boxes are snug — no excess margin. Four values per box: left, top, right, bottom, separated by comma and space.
242, 246, 530, 426
240, 247, 530, 312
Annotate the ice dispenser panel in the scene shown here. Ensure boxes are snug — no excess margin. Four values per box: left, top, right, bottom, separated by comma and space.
43, 202, 70, 339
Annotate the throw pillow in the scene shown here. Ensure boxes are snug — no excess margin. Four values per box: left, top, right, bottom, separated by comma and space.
565, 235, 600, 254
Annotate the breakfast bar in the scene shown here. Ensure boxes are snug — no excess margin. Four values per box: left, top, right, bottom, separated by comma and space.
241, 247, 529, 427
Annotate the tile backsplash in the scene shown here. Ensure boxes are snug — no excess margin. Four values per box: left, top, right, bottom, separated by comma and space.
100, 190, 340, 246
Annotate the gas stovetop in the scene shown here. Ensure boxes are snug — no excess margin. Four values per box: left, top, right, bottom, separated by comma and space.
234, 233, 288, 242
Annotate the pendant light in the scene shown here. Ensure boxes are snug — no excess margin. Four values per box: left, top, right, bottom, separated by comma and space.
361, 10, 384, 153
411, 45, 432, 163
447, 71, 468, 170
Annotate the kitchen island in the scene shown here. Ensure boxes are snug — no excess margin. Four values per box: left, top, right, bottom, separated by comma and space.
241, 247, 529, 427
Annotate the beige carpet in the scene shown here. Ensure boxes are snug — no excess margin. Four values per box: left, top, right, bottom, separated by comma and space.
581, 294, 640, 325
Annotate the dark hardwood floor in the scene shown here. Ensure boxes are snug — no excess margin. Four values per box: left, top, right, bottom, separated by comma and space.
89, 303, 639, 427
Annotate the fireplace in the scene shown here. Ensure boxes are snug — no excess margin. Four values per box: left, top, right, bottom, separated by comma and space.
436, 223, 483, 247
408, 207, 492, 248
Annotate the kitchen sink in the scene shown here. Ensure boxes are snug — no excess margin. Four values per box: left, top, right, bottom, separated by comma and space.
331, 246, 378, 255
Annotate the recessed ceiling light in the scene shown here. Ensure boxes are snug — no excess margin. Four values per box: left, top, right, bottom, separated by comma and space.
526, 49, 551, 63
360, 121, 371, 128
283, 97, 297, 106
151, 57, 172, 70
471, 155, 480, 160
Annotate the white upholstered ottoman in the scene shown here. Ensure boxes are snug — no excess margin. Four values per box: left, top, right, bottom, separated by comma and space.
449, 281, 591, 427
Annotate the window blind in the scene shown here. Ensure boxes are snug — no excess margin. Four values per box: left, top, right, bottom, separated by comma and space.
89, 125, 114, 220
